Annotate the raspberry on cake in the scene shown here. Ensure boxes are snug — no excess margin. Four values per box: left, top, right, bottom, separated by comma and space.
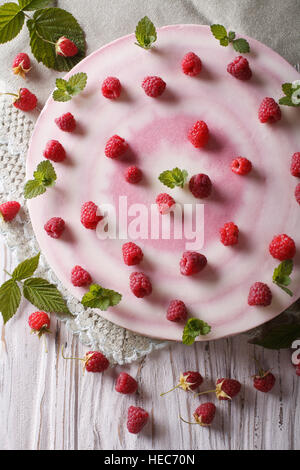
55, 112, 76, 132
188, 120, 209, 148
166, 300, 188, 322
12, 53, 31, 78
181, 52, 202, 76
258, 97, 281, 123
291, 152, 300, 177
248, 282, 272, 306
180, 251, 207, 276
189, 173, 212, 198
0, 201, 20, 222
122, 242, 143, 266
125, 165, 143, 183
227, 56, 252, 80
44, 217, 65, 239
71, 265, 92, 287
105, 135, 128, 159
142, 76, 166, 97
231, 157, 252, 175
101, 76, 122, 99
80, 201, 103, 229
43, 140, 66, 162
156, 193, 175, 214
295, 183, 300, 205
269, 234, 296, 260
129, 272, 152, 298
220, 222, 239, 246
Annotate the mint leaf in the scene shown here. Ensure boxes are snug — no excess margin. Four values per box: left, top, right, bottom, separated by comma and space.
210, 25, 250, 52
81, 284, 122, 311
18, 0, 51, 10
182, 318, 211, 345
12, 253, 40, 281
282, 83, 293, 97
0, 279, 21, 324
34, 160, 56, 186
55, 78, 67, 90
279, 96, 294, 106
210, 24, 227, 40
135, 16, 157, 49
159, 168, 188, 189
0, 2, 25, 44
27, 7, 86, 71
53, 89, 72, 102
273, 260, 294, 296
233, 38, 250, 53
279, 81, 300, 107
228, 31, 236, 41
24, 179, 46, 199
249, 322, 300, 349
220, 37, 229, 47
52, 72, 87, 102
23, 277, 71, 316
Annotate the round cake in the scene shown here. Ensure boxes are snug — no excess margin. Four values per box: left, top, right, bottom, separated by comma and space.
26, 25, 300, 341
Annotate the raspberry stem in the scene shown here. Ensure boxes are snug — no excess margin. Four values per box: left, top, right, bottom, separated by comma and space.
34, 29, 56, 46
61, 345, 85, 362
179, 416, 199, 425
160, 384, 180, 396
193, 389, 216, 397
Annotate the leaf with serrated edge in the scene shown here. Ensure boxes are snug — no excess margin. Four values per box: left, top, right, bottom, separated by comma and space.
53, 89, 72, 102
0, 279, 21, 324
81, 284, 122, 311
210, 24, 227, 40
55, 78, 67, 90
34, 160, 56, 186
279, 96, 294, 106
135, 16, 157, 49
182, 318, 211, 345
12, 253, 40, 281
233, 38, 250, 53
24, 179, 46, 199
220, 37, 229, 47
0, 2, 25, 44
249, 322, 300, 349
23, 277, 70, 315
18, 0, 51, 10
282, 83, 293, 97
67, 72, 87, 95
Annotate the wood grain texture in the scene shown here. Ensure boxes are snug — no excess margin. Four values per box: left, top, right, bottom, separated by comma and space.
0, 240, 299, 450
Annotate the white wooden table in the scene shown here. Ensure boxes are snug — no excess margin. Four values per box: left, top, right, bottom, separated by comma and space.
0, 240, 299, 450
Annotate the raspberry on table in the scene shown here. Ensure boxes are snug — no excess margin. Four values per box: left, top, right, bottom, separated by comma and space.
44, 217, 65, 239
43, 140, 66, 162
105, 135, 128, 159
142, 76, 166, 97
189, 173, 212, 199
291, 152, 300, 177
0, 201, 20, 222
180, 251, 207, 276
258, 97, 281, 123
220, 222, 239, 246
122, 242, 143, 266
188, 120, 209, 148
127, 406, 149, 434
125, 165, 143, 183
295, 183, 300, 205
13, 88, 37, 111
101, 76, 122, 99
80, 201, 103, 229
28, 311, 50, 334
12, 53, 31, 79
181, 52, 202, 76
71, 265, 92, 287
216, 378, 241, 400
55, 36, 78, 57
269, 234, 296, 260
115, 372, 138, 394
156, 193, 175, 214
227, 56, 252, 80
231, 157, 252, 175
166, 300, 188, 322
248, 282, 272, 306
55, 112, 76, 132
193, 402, 216, 426
129, 272, 152, 298
253, 371, 276, 393
161, 371, 203, 396
85, 351, 109, 373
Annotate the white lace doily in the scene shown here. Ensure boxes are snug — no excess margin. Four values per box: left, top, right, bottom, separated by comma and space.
0, 94, 167, 364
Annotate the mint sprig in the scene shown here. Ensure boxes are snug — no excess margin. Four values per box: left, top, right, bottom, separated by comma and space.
158, 167, 188, 189
210, 24, 250, 53
273, 259, 294, 297
135, 16, 157, 50
279, 82, 300, 107
52, 72, 87, 102
24, 160, 57, 199
0, 253, 71, 324
182, 318, 211, 345
81, 284, 122, 311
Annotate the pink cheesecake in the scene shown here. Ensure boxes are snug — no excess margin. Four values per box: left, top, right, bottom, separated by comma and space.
26, 25, 300, 341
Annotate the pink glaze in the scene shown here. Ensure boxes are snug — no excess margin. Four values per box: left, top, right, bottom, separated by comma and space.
26, 25, 300, 341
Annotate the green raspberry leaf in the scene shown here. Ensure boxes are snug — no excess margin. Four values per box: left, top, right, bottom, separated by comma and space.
18, 0, 51, 10
34, 160, 56, 187
159, 168, 188, 189
27, 7, 86, 71
0, 2, 25, 44
182, 318, 211, 345
23, 277, 71, 316
135, 16, 157, 50
24, 179, 46, 199
233, 38, 250, 53
249, 322, 300, 349
210, 24, 227, 40
0, 279, 21, 324
81, 284, 122, 311
12, 253, 40, 281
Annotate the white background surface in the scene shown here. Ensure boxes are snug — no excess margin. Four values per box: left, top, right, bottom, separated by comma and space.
0, 0, 300, 450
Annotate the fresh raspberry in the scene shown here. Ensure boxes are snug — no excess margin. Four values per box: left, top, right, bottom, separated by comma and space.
181, 52, 202, 76
129, 272, 152, 298
55, 112, 76, 132
193, 403, 216, 426
71, 265, 92, 287
115, 372, 138, 394
101, 76, 122, 99
248, 282, 272, 306
220, 222, 239, 246
189, 173, 212, 199
44, 217, 65, 239
295, 183, 300, 205
253, 371, 276, 393
13, 88, 37, 111
127, 406, 149, 434
28, 311, 50, 334
142, 76, 166, 97
0, 201, 20, 222
80, 201, 103, 229
105, 135, 128, 159
43, 140, 66, 162
269, 234, 296, 261
180, 251, 207, 276
12, 53, 31, 79
216, 378, 241, 400
122, 242, 143, 266
188, 120, 209, 148
55, 36, 78, 57
291, 152, 300, 177
231, 157, 252, 175
227, 56, 252, 80
156, 193, 175, 214
125, 165, 143, 184
85, 351, 109, 373
166, 300, 188, 322
161, 371, 203, 396
258, 97, 281, 123
296, 364, 300, 377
